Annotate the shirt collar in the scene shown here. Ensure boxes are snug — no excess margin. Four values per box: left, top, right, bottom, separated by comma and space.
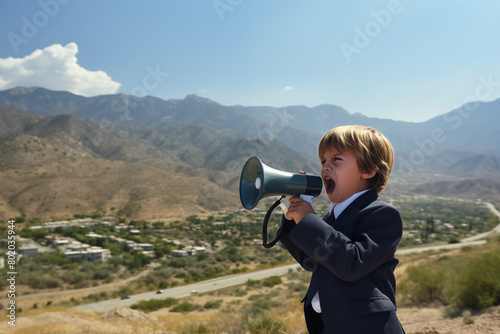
329, 189, 370, 219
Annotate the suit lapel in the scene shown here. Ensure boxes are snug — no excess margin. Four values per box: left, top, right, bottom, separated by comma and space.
333, 190, 378, 231
324, 210, 335, 226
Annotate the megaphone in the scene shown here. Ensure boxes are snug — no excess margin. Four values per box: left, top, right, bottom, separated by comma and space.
239, 156, 323, 248
239, 156, 323, 210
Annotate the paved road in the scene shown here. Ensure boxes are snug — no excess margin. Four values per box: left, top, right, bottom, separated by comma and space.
462, 202, 500, 242
72, 202, 500, 313
71, 263, 300, 313
397, 201, 499, 254
396, 239, 487, 255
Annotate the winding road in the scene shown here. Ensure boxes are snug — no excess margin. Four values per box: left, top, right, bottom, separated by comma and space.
50, 202, 500, 313
71, 263, 301, 313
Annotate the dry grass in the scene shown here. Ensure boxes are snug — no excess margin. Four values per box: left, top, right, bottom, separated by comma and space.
3, 238, 499, 333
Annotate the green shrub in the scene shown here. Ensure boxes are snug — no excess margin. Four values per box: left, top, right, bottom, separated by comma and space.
33, 251, 68, 266
131, 297, 178, 312
262, 276, 282, 288
450, 251, 500, 310
61, 270, 89, 285
204, 300, 222, 309
118, 286, 134, 297
197, 253, 209, 261
85, 292, 109, 302
246, 279, 260, 287
246, 315, 286, 334
398, 265, 445, 304
184, 324, 212, 334
92, 269, 112, 280
28, 274, 62, 289
170, 301, 198, 313
286, 282, 307, 293
246, 299, 281, 318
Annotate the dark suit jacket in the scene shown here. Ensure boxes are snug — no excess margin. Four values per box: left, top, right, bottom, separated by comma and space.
278, 190, 405, 334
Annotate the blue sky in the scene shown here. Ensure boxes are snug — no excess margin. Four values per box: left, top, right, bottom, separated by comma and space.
0, 0, 499, 122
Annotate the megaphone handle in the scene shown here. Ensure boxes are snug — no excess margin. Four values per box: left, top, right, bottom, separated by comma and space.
279, 202, 288, 214
280, 194, 313, 211
262, 196, 285, 249
300, 194, 314, 204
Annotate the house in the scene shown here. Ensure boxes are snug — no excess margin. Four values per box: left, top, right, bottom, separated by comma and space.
18, 245, 38, 259
171, 250, 188, 257
64, 246, 111, 262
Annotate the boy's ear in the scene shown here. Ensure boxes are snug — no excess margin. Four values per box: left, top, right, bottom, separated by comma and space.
361, 168, 377, 179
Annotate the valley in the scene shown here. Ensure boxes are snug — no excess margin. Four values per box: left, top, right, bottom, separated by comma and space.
1, 87, 500, 333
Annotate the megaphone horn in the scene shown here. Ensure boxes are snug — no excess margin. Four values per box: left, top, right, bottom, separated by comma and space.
239, 156, 322, 210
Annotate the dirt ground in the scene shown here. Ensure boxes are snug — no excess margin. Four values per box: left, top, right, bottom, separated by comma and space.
398, 305, 500, 334
1, 304, 499, 334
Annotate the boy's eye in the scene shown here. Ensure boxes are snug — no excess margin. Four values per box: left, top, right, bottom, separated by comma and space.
320, 160, 326, 166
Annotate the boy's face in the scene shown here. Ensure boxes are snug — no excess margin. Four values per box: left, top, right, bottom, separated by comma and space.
320, 147, 375, 204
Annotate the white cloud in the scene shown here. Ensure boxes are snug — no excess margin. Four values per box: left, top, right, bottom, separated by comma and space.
280, 86, 294, 93
0, 43, 121, 96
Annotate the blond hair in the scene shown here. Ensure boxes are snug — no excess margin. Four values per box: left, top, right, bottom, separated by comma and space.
318, 125, 394, 193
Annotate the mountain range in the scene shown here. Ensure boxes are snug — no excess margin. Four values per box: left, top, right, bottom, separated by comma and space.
1, 86, 499, 221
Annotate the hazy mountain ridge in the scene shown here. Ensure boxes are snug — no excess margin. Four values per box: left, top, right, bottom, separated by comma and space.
411, 178, 500, 201
2, 86, 499, 158
0, 104, 317, 220
1, 87, 500, 220
0, 105, 45, 135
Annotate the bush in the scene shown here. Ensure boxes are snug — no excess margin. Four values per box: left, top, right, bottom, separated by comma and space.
170, 301, 199, 313
262, 276, 282, 288
246, 279, 260, 287
398, 265, 445, 304
85, 292, 109, 302
246, 315, 286, 334
246, 299, 281, 318
204, 300, 222, 309
185, 324, 212, 334
286, 282, 307, 293
197, 253, 209, 261
449, 251, 500, 310
33, 252, 68, 266
168, 257, 190, 268
131, 298, 178, 312
118, 286, 134, 297
61, 271, 90, 285
28, 274, 62, 289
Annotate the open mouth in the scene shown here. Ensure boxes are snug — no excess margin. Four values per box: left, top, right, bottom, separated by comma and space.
323, 177, 335, 194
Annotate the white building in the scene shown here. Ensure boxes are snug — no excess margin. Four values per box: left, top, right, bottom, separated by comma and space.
64, 246, 111, 262
171, 250, 188, 257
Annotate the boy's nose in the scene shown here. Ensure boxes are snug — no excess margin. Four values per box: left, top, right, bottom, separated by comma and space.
322, 161, 332, 171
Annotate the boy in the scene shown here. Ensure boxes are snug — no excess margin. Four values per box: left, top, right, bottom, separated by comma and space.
277, 125, 405, 333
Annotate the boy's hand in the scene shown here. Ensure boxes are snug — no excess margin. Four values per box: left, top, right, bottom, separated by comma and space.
285, 197, 315, 224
